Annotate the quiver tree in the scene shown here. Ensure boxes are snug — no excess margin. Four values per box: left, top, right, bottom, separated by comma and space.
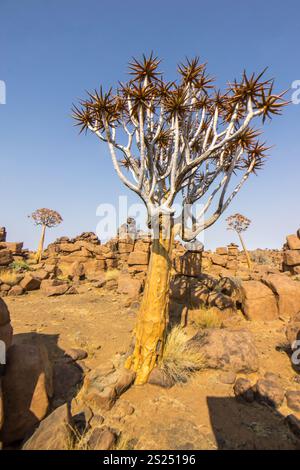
30, 208, 63, 262
227, 213, 252, 269
73, 54, 287, 384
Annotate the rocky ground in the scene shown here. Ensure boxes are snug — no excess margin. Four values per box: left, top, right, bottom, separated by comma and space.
4, 283, 300, 450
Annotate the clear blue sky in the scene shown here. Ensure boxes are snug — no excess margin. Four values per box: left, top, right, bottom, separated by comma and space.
0, 0, 299, 250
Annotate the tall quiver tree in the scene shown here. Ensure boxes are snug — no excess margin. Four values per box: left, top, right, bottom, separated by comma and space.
227, 213, 252, 269
73, 54, 287, 384
30, 208, 63, 263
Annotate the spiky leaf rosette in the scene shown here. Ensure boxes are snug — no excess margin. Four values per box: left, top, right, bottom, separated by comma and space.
72, 54, 287, 240
226, 213, 251, 233
30, 208, 63, 228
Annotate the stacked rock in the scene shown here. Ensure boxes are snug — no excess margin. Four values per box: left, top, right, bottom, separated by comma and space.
283, 231, 300, 275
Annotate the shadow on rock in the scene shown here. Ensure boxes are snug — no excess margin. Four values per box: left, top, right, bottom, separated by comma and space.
0, 332, 84, 447
207, 396, 300, 450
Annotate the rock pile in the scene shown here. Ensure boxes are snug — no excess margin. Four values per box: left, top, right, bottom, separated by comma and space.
283, 230, 300, 275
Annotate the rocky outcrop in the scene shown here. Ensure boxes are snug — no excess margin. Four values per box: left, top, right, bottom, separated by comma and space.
283, 231, 300, 275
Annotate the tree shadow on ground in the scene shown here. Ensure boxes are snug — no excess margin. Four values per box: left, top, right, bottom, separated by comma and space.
207, 396, 300, 450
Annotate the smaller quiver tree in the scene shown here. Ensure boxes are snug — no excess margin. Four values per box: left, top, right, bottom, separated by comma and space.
30, 208, 63, 263
227, 213, 252, 269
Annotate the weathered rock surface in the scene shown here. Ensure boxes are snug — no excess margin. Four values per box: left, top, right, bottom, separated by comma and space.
190, 329, 259, 373
233, 377, 255, 402
255, 374, 285, 408
40, 279, 69, 296
0, 298, 13, 350
262, 274, 300, 318
0, 342, 53, 444
87, 426, 117, 450
79, 365, 135, 411
240, 280, 278, 321
23, 404, 72, 450
286, 390, 300, 412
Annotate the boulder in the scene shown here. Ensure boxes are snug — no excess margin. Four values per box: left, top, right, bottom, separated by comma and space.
174, 251, 203, 277
0, 343, 53, 444
262, 274, 300, 318
285, 414, 300, 438
0, 250, 13, 267
118, 242, 134, 254
233, 377, 255, 402
80, 365, 135, 411
1, 242, 23, 254
190, 328, 259, 373
7, 285, 24, 296
134, 240, 150, 253
240, 280, 278, 321
286, 312, 300, 348
286, 234, 300, 250
255, 375, 285, 408
117, 274, 142, 300
40, 279, 69, 296
87, 426, 117, 450
211, 254, 228, 267
148, 367, 175, 388
216, 247, 228, 255
23, 404, 72, 450
127, 251, 149, 266
286, 390, 300, 412
20, 274, 41, 291
0, 228, 6, 243
170, 275, 188, 303
0, 298, 13, 351
283, 250, 300, 267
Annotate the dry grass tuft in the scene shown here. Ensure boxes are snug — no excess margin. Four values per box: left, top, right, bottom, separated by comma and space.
0, 270, 22, 286
105, 269, 120, 281
114, 433, 136, 450
193, 307, 222, 329
160, 326, 205, 383
66, 424, 90, 450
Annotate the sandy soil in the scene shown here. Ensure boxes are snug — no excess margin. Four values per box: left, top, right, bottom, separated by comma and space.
6, 286, 300, 450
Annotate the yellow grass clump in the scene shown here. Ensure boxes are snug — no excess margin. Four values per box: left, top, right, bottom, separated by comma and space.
105, 269, 120, 281
160, 326, 205, 383
0, 270, 21, 286
192, 307, 222, 329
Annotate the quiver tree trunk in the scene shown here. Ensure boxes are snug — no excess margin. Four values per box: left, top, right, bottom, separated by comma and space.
237, 232, 252, 270
36, 224, 46, 263
125, 215, 174, 385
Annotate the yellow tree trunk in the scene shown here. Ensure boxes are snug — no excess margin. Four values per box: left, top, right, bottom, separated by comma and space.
125, 218, 174, 385
36, 224, 46, 263
237, 231, 252, 270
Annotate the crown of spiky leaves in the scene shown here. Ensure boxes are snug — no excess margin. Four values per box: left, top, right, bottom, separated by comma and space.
30, 208, 63, 228
226, 213, 251, 232
72, 53, 288, 174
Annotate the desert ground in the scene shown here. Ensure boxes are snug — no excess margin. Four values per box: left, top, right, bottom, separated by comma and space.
4, 284, 300, 450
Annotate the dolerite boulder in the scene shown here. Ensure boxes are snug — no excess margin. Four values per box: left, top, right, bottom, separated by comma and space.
40, 279, 69, 296
286, 311, 300, 349
78, 364, 135, 411
0, 250, 13, 267
0, 297, 13, 351
190, 328, 259, 373
262, 274, 300, 318
20, 274, 41, 292
0, 342, 53, 444
240, 280, 278, 321
22, 404, 72, 450
255, 373, 285, 408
